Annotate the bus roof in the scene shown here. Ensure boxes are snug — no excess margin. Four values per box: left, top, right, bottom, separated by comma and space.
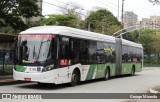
20, 26, 142, 48
20, 26, 115, 43
122, 39, 142, 48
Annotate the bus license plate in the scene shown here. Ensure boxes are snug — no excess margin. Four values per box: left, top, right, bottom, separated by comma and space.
24, 78, 31, 81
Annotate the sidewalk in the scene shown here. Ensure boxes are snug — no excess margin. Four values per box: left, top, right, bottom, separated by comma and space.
0, 75, 29, 86
0, 75, 15, 83
0, 75, 24, 86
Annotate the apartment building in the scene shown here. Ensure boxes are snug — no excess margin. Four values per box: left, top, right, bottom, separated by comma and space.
141, 16, 160, 31
123, 11, 138, 29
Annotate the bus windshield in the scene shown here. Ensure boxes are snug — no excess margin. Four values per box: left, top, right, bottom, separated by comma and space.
17, 35, 52, 62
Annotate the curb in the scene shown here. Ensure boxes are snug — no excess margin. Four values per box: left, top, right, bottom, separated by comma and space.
0, 79, 27, 86
0, 79, 15, 83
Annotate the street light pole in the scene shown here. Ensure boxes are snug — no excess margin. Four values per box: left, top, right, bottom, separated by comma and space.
118, 0, 119, 20
121, 0, 124, 28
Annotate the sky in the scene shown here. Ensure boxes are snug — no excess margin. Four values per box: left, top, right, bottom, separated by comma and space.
42, 0, 160, 21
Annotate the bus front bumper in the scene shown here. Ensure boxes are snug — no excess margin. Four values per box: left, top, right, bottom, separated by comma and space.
13, 69, 57, 84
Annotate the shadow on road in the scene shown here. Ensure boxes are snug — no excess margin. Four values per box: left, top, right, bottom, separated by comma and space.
18, 82, 70, 90
17, 74, 141, 90
0, 81, 29, 86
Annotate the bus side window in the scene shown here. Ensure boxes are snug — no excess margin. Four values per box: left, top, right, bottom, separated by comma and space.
103, 43, 116, 63
97, 42, 105, 63
79, 40, 89, 63
89, 41, 97, 63
69, 38, 80, 65
122, 45, 128, 63
59, 37, 69, 66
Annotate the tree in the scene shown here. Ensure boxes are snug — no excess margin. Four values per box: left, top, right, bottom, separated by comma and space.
149, 0, 160, 4
58, 1, 84, 28
1, 26, 20, 35
153, 34, 160, 64
0, 0, 40, 31
139, 29, 157, 63
43, 14, 78, 28
85, 9, 120, 35
59, 1, 83, 15
123, 30, 140, 42
153, 34, 160, 52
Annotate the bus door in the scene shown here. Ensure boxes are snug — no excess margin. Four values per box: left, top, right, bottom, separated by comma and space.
57, 36, 70, 83
115, 38, 122, 75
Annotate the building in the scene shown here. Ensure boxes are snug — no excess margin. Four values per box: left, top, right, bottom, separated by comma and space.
141, 16, 160, 31
123, 11, 138, 29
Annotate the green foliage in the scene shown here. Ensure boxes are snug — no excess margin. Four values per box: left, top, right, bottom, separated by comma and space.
1, 26, 20, 35
144, 58, 158, 65
140, 29, 156, 55
43, 14, 78, 28
139, 29, 159, 64
0, 0, 40, 31
78, 20, 86, 29
125, 29, 160, 65
107, 25, 120, 35
124, 29, 160, 64
85, 9, 120, 35
153, 33, 160, 53
123, 30, 140, 42
29, 21, 44, 27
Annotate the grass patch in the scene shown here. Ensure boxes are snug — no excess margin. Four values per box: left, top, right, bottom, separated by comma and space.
0, 65, 13, 75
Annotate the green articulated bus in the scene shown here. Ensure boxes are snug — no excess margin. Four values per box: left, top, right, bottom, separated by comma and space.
13, 26, 143, 86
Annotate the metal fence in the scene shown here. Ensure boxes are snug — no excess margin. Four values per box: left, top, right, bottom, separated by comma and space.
0, 50, 13, 76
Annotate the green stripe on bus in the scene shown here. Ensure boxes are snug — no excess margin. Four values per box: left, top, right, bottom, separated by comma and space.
85, 63, 116, 80
109, 63, 116, 76
16, 65, 26, 72
95, 64, 106, 79
85, 62, 141, 80
85, 65, 96, 80
135, 63, 142, 72
121, 63, 142, 74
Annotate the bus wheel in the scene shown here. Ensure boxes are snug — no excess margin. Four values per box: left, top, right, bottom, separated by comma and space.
131, 67, 135, 76
70, 70, 80, 86
104, 68, 110, 80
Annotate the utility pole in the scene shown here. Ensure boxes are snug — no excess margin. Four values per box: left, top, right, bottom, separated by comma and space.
117, 0, 119, 20
121, 0, 124, 38
152, 21, 154, 29
138, 21, 142, 43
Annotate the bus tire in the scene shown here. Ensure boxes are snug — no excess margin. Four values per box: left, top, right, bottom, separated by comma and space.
131, 66, 135, 76
104, 68, 110, 81
70, 69, 80, 86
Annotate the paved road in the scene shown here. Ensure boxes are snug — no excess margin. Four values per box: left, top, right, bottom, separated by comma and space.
0, 67, 160, 102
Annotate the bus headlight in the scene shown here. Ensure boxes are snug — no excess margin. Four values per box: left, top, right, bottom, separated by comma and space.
42, 64, 54, 72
